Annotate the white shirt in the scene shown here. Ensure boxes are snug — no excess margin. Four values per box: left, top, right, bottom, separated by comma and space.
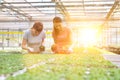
23, 29, 46, 52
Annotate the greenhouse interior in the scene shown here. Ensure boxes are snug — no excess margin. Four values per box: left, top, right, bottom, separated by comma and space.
0, 0, 120, 80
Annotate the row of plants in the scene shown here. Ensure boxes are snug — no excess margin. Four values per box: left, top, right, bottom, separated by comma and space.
7, 64, 120, 80
0, 54, 24, 74
2, 47, 119, 80
96, 45, 120, 54
0, 52, 56, 75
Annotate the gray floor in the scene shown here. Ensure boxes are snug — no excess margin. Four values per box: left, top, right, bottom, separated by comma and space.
103, 53, 120, 68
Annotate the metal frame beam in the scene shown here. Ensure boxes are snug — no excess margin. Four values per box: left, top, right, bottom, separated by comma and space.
0, 1, 114, 4
1, 4, 32, 20
52, 0, 70, 20
0, 4, 113, 8
1, 17, 120, 22
101, 0, 120, 28
106, 0, 120, 20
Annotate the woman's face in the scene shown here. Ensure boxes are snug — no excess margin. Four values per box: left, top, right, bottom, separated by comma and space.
31, 28, 40, 36
54, 22, 62, 30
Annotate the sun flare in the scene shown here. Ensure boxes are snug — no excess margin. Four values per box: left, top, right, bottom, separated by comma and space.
78, 28, 99, 46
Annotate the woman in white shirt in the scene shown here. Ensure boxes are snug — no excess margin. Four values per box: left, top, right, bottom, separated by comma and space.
22, 21, 46, 53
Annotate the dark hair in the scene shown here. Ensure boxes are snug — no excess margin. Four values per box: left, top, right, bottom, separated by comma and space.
53, 16, 62, 23
32, 21, 43, 33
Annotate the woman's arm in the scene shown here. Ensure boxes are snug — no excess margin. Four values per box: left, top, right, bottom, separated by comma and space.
21, 38, 29, 50
41, 31, 46, 46
68, 28, 73, 45
41, 38, 45, 46
22, 39, 34, 52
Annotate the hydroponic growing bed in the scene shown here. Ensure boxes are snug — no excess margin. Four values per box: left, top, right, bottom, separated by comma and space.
0, 47, 120, 80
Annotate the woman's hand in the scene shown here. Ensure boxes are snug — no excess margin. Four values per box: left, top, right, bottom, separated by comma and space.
27, 47, 34, 53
